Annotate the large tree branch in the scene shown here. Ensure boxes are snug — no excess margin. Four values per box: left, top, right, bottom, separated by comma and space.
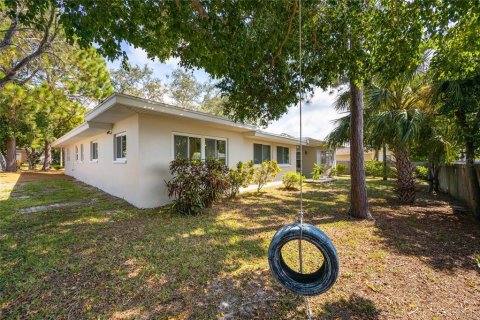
0, 6, 57, 88
271, 0, 298, 66
191, 0, 207, 18
0, 10, 19, 52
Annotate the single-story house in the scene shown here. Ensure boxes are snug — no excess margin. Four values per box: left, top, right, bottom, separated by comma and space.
52, 93, 304, 208
298, 138, 336, 177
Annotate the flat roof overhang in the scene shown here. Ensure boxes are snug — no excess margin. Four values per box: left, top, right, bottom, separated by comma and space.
53, 93, 302, 148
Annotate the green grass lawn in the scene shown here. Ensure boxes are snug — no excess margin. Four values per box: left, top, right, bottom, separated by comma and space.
1, 173, 479, 319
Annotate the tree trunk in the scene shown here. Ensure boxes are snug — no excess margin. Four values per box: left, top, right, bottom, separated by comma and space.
465, 140, 480, 220
382, 143, 387, 181
433, 166, 440, 193
6, 136, 17, 172
393, 147, 416, 204
374, 149, 379, 161
42, 140, 51, 171
427, 152, 434, 193
349, 81, 372, 219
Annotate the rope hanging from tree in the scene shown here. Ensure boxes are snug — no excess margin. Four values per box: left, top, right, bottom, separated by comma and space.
267, 0, 339, 317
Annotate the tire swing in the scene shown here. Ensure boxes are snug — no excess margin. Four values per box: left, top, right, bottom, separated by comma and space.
267, 0, 339, 306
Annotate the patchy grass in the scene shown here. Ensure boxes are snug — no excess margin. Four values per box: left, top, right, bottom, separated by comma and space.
1, 172, 479, 319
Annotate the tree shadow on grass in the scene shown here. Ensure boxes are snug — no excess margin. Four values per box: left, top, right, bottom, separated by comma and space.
320, 294, 380, 320
372, 190, 480, 272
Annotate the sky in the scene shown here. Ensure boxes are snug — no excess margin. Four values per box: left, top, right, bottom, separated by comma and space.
107, 44, 341, 140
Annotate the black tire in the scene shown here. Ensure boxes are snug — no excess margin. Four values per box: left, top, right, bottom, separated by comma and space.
268, 222, 339, 296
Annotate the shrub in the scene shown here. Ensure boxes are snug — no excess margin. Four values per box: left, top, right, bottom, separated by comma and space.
311, 163, 324, 181
282, 172, 305, 189
329, 166, 338, 177
415, 166, 429, 180
365, 160, 383, 177
336, 163, 348, 175
225, 161, 255, 198
254, 160, 281, 192
165, 159, 229, 215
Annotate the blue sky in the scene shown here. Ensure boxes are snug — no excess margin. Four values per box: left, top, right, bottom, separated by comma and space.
107, 44, 341, 140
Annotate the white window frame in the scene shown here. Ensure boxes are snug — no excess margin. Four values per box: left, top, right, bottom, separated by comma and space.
90, 140, 98, 162
75, 145, 79, 162
171, 132, 228, 164
276, 145, 291, 166
113, 132, 127, 163
253, 143, 272, 165
80, 144, 84, 162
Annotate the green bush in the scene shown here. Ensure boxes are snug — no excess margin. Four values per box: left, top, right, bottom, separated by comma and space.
254, 160, 281, 192
225, 161, 255, 198
336, 163, 348, 175
329, 166, 338, 177
311, 163, 324, 180
282, 172, 305, 189
415, 166, 429, 180
365, 160, 384, 177
166, 159, 229, 215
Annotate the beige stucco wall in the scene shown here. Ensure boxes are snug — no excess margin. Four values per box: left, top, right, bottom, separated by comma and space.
63, 112, 297, 208
63, 115, 141, 206
137, 113, 297, 208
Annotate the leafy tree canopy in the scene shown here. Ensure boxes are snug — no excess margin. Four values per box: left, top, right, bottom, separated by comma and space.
4, 0, 447, 125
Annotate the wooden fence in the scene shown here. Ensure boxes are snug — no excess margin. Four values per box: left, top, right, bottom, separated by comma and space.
438, 164, 480, 210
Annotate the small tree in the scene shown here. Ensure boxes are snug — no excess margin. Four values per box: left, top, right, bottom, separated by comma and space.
225, 161, 254, 198
254, 160, 281, 192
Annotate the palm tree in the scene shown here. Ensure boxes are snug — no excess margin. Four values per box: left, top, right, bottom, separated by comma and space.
328, 68, 430, 204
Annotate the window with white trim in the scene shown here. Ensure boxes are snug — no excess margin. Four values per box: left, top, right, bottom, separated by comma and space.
75, 146, 79, 161
205, 138, 227, 163
276, 146, 290, 165
80, 144, 84, 162
66, 148, 70, 162
173, 134, 227, 162
253, 143, 271, 164
114, 133, 127, 161
90, 141, 98, 161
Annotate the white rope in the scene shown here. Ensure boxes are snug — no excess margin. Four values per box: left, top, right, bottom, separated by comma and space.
297, 1, 312, 319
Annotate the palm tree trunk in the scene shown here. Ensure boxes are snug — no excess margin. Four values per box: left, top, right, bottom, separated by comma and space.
393, 147, 416, 204
382, 143, 387, 181
349, 81, 372, 219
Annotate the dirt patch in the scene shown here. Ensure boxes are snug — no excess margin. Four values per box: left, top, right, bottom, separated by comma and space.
0, 170, 70, 185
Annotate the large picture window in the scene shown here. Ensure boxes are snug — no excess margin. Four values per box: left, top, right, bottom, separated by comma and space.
253, 143, 271, 164
276, 146, 290, 165
173, 134, 227, 163
114, 133, 127, 161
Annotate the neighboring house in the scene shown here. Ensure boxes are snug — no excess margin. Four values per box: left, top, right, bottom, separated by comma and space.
52, 93, 301, 208
335, 146, 392, 168
297, 138, 336, 178
15, 149, 28, 163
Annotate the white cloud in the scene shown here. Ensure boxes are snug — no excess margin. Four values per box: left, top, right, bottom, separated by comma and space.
266, 88, 341, 140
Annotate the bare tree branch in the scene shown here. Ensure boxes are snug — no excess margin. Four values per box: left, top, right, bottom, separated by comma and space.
271, 0, 298, 66
0, 9, 19, 52
191, 0, 207, 18
0, 6, 57, 88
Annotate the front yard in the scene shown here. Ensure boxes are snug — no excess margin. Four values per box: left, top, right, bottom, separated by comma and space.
0, 172, 479, 319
